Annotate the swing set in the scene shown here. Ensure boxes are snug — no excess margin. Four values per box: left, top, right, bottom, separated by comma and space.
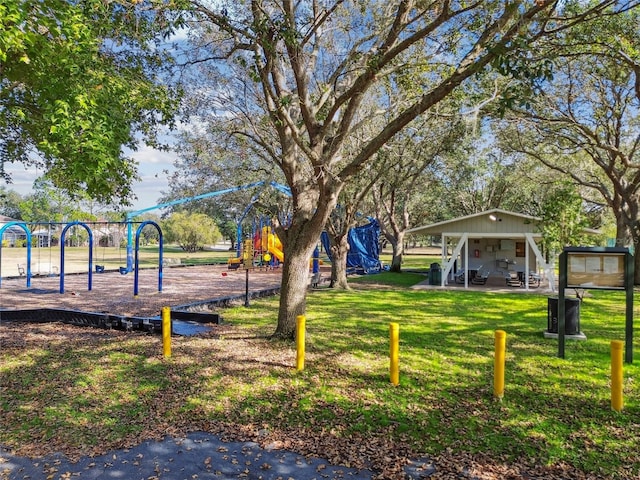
0, 220, 163, 296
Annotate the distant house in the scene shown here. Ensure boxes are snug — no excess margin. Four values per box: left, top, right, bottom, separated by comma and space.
407, 208, 600, 291
0, 215, 27, 247
0, 216, 57, 247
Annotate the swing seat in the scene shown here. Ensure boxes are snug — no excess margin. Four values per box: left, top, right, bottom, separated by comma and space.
119, 267, 128, 275
95, 265, 105, 273
33, 262, 58, 276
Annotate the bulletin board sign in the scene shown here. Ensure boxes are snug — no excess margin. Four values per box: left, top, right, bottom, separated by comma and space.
567, 251, 626, 289
558, 247, 634, 363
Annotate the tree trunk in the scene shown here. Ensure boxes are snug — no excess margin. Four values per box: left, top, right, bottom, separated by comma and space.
329, 233, 350, 289
614, 218, 639, 285
389, 243, 401, 272
273, 243, 314, 339
615, 216, 630, 247
389, 231, 405, 273
273, 184, 339, 339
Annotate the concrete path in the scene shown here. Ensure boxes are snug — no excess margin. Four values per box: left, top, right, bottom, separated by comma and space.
1, 431, 438, 479
1, 431, 378, 479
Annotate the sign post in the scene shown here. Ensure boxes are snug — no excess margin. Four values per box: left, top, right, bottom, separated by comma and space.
243, 238, 254, 308
558, 247, 634, 363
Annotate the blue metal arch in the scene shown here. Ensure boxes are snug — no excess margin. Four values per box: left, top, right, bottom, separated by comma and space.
134, 221, 163, 296
59, 221, 93, 294
0, 222, 32, 288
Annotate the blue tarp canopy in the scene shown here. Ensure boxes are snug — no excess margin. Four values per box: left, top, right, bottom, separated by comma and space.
321, 219, 382, 274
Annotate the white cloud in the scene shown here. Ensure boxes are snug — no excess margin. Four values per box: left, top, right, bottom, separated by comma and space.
1, 164, 40, 195
126, 145, 178, 210
168, 26, 190, 42
1, 145, 177, 212
129, 143, 176, 168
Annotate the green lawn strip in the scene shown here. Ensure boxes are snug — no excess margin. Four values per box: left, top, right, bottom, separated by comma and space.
379, 253, 441, 272
348, 271, 427, 287
1, 286, 638, 477
222, 288, 639, 477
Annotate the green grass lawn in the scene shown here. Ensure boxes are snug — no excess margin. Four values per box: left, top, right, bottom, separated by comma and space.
1, 270, 638, 478
379, 252, 441, 272
232, 282, 640, 471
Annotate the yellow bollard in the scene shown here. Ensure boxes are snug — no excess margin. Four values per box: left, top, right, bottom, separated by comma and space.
389, 322, 399, 386
162, 306, 171, 358
493, 330, 506, 400
611, 340, 624, 412
296, 315, 306, 371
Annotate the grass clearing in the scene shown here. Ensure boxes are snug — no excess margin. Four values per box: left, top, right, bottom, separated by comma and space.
0, 269, 638, 478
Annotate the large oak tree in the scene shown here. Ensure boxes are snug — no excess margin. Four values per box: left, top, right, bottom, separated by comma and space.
180, 0, 635, 337
502, 52, 640, 283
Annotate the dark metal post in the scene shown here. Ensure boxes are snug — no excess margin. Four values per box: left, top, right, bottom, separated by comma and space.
245, 267, 250, 307
558, 251, 567, 359
625, 252, 634, 363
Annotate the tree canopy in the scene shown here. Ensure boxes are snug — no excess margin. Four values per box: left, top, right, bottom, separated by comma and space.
0, 0, 184, 205
162, 211, 222, 252
501, 46, 640, 280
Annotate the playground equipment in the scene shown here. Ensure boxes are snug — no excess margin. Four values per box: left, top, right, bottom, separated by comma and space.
0, 221, 32, 288
0, 221, 163, 297
134, 221, 163, 296
94, 222, 127, 272
260, 226, 284, 263
228, 223, 283, 269
59, 221, 93, 293
124, 181, 291, 273
228, 222, 323, 274
121, 181, 345, 276
253, 225, 284, 264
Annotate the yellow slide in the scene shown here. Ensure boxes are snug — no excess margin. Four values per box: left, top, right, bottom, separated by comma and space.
267, 233, 284, 262
260, 226, 323, 266
262, 227, 284, 262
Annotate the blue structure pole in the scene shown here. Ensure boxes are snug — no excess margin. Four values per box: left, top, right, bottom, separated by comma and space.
313, 245, 319, 274
126, 222, 134, 273
59, 221, 93, 294
134, 221, 163, 296
0, 222, 32, 288
125, 181, 269, 219
236, 223, 243, 258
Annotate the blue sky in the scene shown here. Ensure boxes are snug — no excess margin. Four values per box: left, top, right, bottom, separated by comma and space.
2, 145, 177, 212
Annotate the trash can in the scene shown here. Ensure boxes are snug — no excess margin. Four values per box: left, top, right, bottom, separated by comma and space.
429, 263, 441, 285
547, 297, 581, 335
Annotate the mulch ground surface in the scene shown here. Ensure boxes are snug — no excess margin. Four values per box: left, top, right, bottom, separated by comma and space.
0, 265, 282, 317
